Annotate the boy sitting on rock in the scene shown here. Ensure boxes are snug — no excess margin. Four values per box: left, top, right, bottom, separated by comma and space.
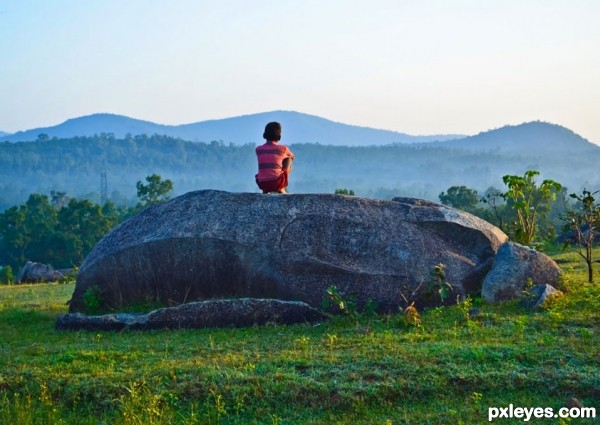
255, 122, 295, 194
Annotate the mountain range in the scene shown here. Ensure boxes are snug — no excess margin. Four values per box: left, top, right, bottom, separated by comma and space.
0, 111, 463, 146
434, 121, 599, 154
1, 109, 599, 213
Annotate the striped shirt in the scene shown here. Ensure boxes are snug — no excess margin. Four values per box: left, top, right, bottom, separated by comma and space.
255, 141, 295, 181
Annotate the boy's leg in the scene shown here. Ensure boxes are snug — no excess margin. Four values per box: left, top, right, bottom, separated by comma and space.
277, 170, 289, 193
279, 158, 292, 193
257, 172, 288, 194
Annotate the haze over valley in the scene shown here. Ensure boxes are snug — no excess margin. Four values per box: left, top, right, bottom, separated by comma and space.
1, 111, 597, 211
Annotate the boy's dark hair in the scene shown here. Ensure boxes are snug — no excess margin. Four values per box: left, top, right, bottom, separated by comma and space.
263, 122, 282, 141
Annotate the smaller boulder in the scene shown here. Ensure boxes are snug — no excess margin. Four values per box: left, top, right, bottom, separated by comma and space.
56, 298, 326, 331
566, 397, 584, 409
522, 284, 563, 309
482, 242, 562, 303
17, 261, 64, 284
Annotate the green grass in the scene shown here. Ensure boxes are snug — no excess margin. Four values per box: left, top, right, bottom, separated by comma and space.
0, 250, 599, 424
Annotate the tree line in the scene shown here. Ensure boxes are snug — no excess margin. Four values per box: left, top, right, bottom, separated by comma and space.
1, 169, 598, 284
437, 170, 600, 282
0, 174, 173, 282
2, 133, 600, 212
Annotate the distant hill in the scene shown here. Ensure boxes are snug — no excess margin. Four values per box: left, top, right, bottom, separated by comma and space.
0, 131, 9, 137
432, 121, 598, 153
0, 111, 463, 146
1, 114, 170, 143
1, 121, 599, 212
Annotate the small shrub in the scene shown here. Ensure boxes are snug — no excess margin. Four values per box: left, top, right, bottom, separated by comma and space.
83, 285, 103, 314
334, 188, 355, 196
403, 302, 421, 327
0, 265, 15, 284
59, 267, 78, 285
456, 295, 473, 324
427, 263, 453, 303
322, 285, 357, 316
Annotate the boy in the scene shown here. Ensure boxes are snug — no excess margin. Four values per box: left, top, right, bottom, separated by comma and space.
255, 122, 295, 194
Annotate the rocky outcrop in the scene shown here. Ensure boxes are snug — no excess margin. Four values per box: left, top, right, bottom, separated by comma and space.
17, 261, 64, 283
521, 284, 563, 309
69, 190, 509, 313
481, 242, 562, 302
56, 298, 325, 331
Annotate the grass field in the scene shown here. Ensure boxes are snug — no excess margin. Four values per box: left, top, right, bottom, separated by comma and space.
0, 249, 599, 424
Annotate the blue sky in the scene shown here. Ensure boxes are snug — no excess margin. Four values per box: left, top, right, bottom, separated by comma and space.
1, 0, 599, 143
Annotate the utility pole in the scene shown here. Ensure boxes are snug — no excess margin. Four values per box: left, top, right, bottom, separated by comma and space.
100, 169, 108, 205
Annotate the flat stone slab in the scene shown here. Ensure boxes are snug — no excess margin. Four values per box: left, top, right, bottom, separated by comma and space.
56, 298, 326, 331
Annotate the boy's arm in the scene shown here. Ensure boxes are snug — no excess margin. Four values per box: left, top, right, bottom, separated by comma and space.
286, 147, 295, 160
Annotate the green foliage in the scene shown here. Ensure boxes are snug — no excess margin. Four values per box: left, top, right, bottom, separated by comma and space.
0, 194, 57, 268
322, 286, 378, 321
2, 133, 599, 212
56, 199, 118, 265
82, 285, 103, 314
334, 188, 355, 196
439, 185, 480, 213
0, 265, 14, 284
562, 188, 600, 283
479, 186, 512, 232
0, 193, 120, 270
322, 285, 357, 316
136, 174, 174, 208
455, 182, 568, 247
402, 302, 421, 327
502, 170, 562, 245
50, 190, 70, 209
428, 263, 453, 303
58, 267, 77, 285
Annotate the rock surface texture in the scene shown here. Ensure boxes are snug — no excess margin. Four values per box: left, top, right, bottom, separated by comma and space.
17, 261, 64, 283
57, 298, 325, 331
521, 284, 563, 309
70, 190, 510, 313
481, 242, 562, 302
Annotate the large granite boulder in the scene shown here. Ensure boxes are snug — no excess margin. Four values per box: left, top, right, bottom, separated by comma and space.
69, 190, 508, 313
17, 261, 64, 283
481, 242, 562, 302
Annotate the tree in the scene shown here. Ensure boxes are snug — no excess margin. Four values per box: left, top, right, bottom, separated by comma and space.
480, 186, 511, 231
0, 205, 28, 268
22, 194, 59, 263
562, 189, 600, 283
136, 174, 174, 207
50, 191, 70, 209
0, 194, 58, 269
335, 188, 355, 196
439, 186, 479, 212
0, 192, 122, 270
55, 199, 118, 266
502, 170, 562, 245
